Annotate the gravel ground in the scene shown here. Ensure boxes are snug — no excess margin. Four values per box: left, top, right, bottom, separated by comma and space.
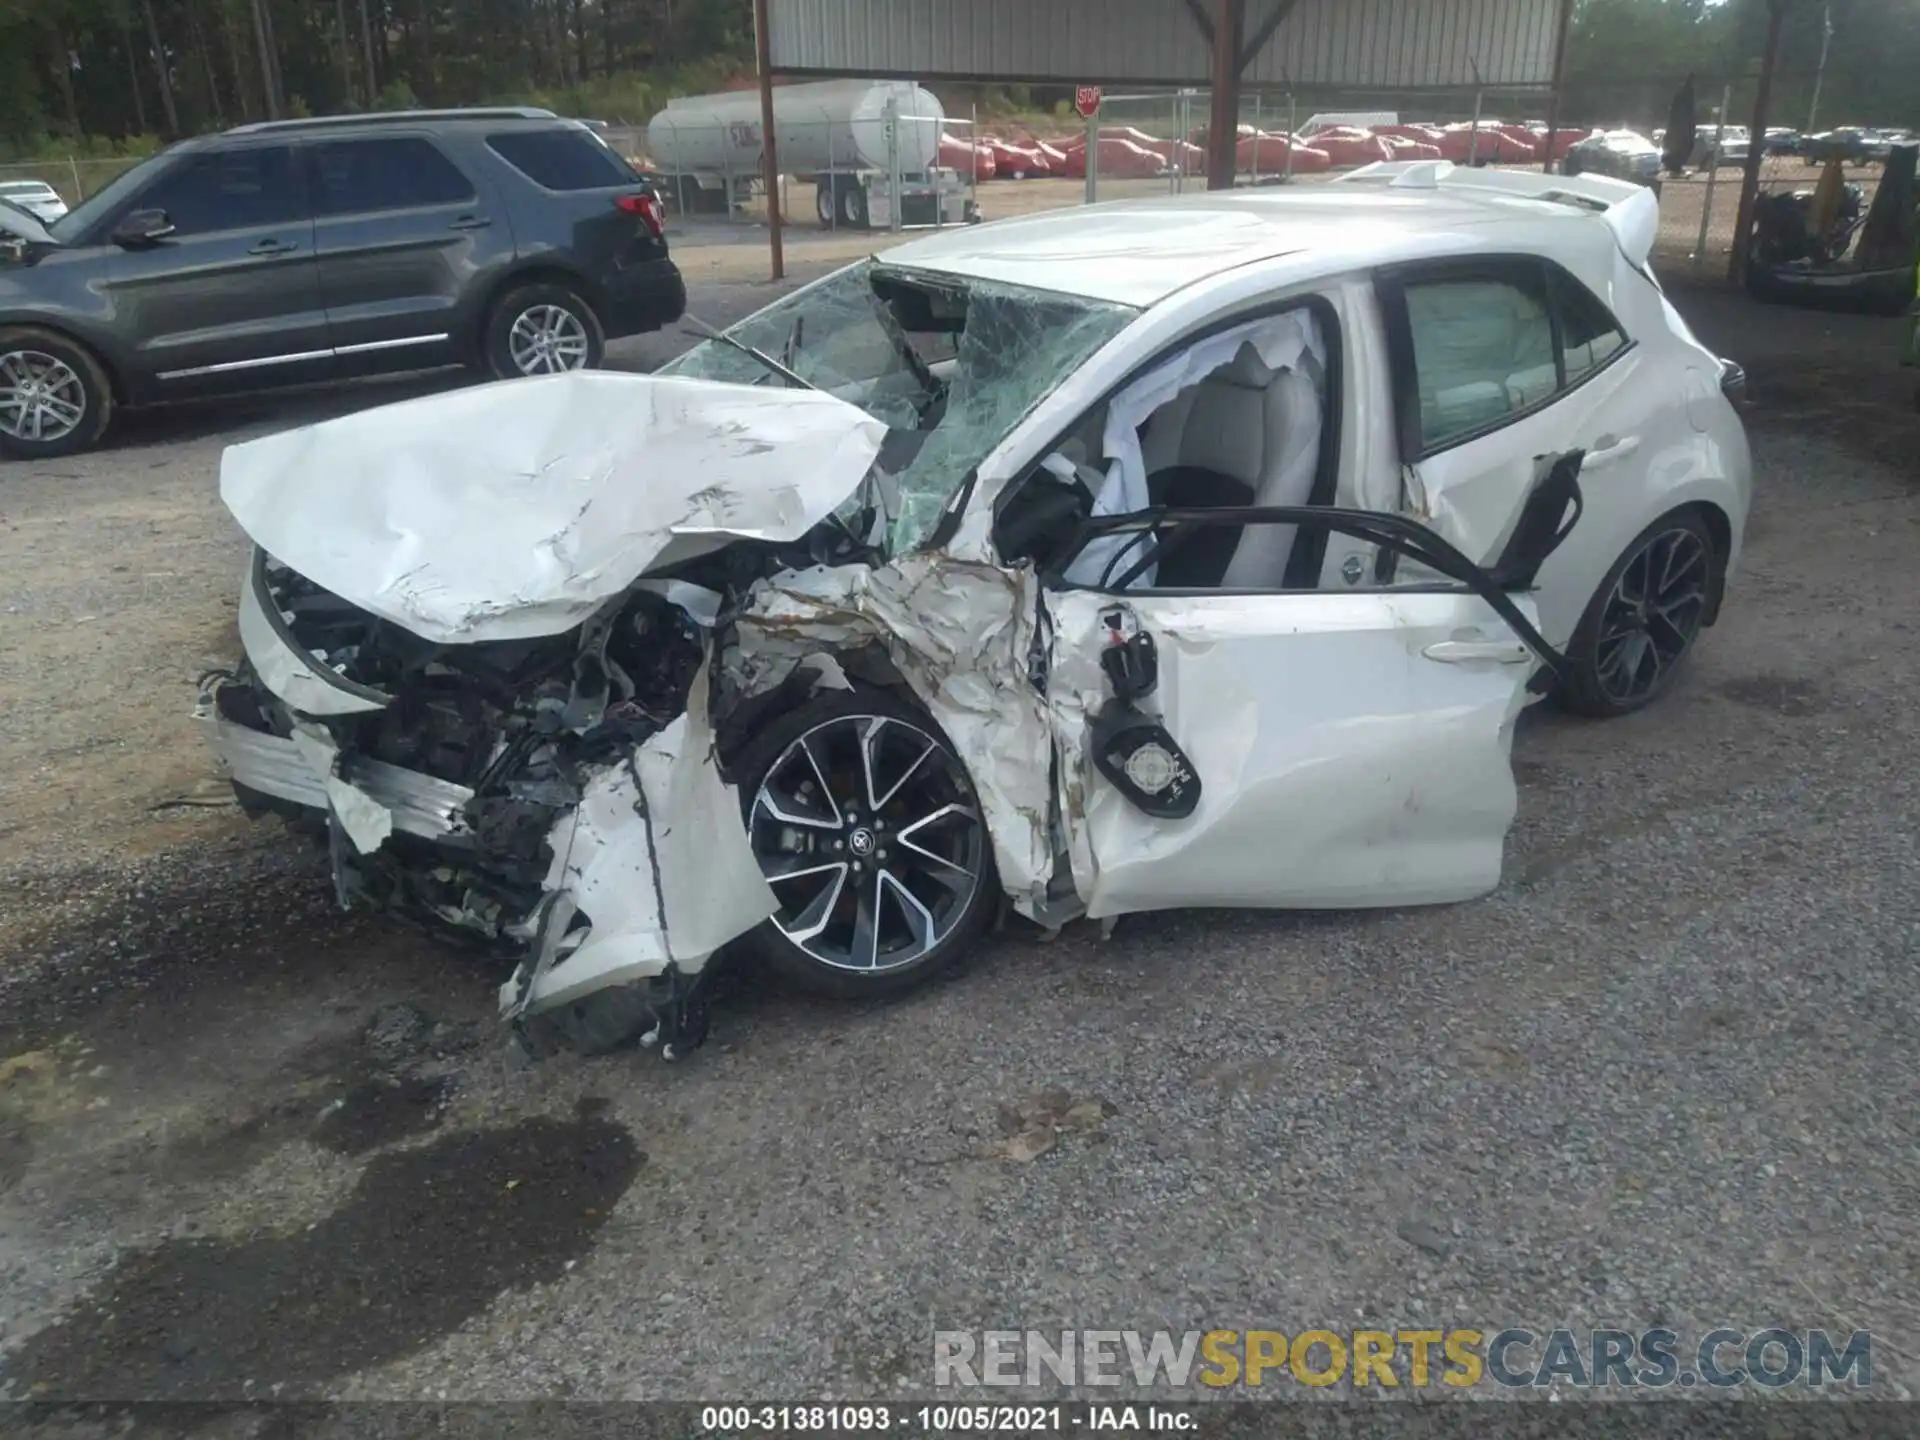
0, 258, 1916, 1411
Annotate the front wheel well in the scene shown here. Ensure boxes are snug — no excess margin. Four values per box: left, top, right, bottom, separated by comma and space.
0, 320, 126, 404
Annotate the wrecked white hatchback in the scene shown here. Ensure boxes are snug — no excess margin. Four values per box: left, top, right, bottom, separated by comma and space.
200, 163, 1750, 1053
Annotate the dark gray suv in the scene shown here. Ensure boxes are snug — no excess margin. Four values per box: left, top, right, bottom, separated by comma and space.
0, 107, 686, 458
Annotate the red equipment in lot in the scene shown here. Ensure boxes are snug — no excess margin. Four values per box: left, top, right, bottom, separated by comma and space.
1236, 131, 1332, 173
981, 138, 1052, 177
1436, 124, 1540, 164
1380, 134, 1445, 161
1308, 128, 1395, 167
937, 133, 997, 180
1057, 136, 1172, 179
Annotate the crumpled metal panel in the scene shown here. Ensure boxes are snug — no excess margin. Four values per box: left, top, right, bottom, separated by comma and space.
731, 553, 1057, 909
504, 660, 778, 1017
199, 716, 476, 842
220, 372, 889, 644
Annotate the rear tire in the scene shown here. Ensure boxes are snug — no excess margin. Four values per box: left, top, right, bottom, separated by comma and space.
735, 686, 996, 999
1557, 509, 1721, 719
483, 282, 604, 380
0, 327, 112, 459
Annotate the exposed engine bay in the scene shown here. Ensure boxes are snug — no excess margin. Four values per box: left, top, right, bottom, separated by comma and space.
204, 556, 739, 1051
224, 557, 703, 921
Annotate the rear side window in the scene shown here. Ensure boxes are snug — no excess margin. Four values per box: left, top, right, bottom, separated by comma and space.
1387, 257, 1634, 457
311, 137, 475, 215
135, 147, 306, 235
1551, 268, 1628, 385
486, 129, 635, 191
1401, 272, 1559, 451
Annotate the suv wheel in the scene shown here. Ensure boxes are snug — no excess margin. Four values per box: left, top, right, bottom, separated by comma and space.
0, 328, 112, 459
484, 283, 604, 379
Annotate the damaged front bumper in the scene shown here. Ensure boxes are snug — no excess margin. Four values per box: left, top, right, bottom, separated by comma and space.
200, 561, 776, 1051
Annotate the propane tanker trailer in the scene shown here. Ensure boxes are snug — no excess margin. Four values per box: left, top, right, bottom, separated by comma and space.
646, 78, 978, 229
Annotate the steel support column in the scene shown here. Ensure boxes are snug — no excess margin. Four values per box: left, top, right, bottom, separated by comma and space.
1206, 0, 1246, 189
1539, 0, 1575, 172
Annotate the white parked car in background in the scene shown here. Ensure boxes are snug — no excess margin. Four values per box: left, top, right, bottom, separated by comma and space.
0, 180, 69, 225
200, 159, 1751, 1053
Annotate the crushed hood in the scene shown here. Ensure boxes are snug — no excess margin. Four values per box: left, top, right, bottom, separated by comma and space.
219, 371, 890, 643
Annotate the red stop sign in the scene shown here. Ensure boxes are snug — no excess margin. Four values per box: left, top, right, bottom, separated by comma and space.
1074, 86, 1103, 119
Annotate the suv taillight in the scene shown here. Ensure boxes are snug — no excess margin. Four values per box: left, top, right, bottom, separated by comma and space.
615, 192, 664, 236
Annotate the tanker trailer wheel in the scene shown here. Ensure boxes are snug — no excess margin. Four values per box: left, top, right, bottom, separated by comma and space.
815, 181, 835, 225
839, 178, 871, 230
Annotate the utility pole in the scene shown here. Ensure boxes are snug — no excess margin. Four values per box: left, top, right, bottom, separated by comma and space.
752, 0, 784, 280
1807, 4, 1832, 132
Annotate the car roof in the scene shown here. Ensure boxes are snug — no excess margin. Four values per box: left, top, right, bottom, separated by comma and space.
0, 179, 56, 192
880, 177, 1627, 307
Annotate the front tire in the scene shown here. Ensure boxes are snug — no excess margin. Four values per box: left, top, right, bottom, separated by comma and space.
483, 283, 604, 379
0, 328, 112, 459
1558, 509, 1721, 718
736, 687, 996, 998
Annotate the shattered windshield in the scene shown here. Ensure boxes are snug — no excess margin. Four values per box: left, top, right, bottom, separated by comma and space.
657, 259, 1136, 554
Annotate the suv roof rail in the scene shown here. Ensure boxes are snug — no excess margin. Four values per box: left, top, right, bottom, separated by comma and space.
224, 106, 558, 135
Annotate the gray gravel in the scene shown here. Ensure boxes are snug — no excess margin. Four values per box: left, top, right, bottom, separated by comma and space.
0, 275, 1916, 1404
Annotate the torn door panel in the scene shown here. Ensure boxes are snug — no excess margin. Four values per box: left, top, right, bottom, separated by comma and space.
729, 553, 1057, 907
1045, 587, 1535, 921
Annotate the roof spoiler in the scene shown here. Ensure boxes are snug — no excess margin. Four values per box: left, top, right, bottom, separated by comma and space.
1336, 160, 1661, 269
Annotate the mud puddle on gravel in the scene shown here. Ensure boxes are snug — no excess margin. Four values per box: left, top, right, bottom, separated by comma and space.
0, 1106, 642, 1400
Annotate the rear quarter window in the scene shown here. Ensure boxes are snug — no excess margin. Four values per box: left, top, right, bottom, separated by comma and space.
486, 129, 636, 191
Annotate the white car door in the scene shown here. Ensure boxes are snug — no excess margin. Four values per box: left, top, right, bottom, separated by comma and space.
1043, 509, 1556, 921
1368, 249, 1661, 647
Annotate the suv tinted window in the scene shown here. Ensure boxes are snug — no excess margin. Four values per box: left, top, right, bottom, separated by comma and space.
1401, 270, 1559, 451
311, 137, 475, 215
486, 129, 634, 190
136, 147, 305, 235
